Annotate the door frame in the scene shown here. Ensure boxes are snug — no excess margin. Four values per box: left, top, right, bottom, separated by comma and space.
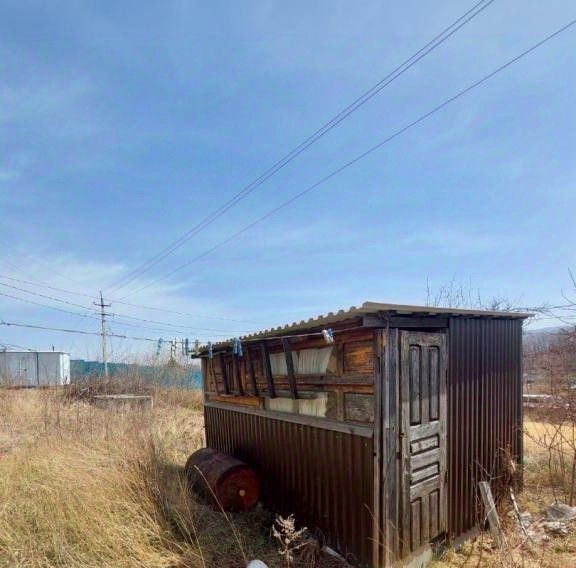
399, 330, 447, 559
376, 325, 448, 567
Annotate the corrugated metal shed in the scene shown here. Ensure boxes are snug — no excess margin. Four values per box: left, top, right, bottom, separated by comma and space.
201, 302, 528, 567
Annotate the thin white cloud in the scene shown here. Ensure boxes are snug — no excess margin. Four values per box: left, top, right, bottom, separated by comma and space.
402, 228, 516, 256
0, 250, 258, 331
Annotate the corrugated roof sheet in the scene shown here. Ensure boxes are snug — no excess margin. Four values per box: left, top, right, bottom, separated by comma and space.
202, 301, 531, 351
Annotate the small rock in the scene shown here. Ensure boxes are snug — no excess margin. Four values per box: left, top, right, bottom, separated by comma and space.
542, 521, 570, 536
546, 503, 576, 522
519, 512, 534, 525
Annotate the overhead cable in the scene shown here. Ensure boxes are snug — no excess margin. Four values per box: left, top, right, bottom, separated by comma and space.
107, 0, 495, 294
0, 319, 159, 342
0, 274, 260, 324
0, 281, 254, 334
121, 17, 576, 298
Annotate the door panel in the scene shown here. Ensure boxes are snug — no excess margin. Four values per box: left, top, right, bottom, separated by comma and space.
400, 331, 447, 558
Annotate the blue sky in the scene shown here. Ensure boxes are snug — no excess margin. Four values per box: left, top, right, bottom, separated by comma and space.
1, 1, 575, 359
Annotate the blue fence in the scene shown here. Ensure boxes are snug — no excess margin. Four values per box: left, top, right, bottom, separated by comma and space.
71, 360, 202, 389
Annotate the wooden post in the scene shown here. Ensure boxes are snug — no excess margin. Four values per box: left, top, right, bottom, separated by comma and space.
233, 354, 244, 396
219, 353, 230, 395
385, 328, 400, 561
282, 338, 298, 399
245, 349, 258, 396
210, 358, 220, 395
510, 487, 531, 541
479, 481, 505, 548
260, 342, 276, 398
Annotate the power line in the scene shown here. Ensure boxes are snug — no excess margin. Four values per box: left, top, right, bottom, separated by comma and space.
0, 273, 97, 300
0, 341, 36, 352
0, 290, 102, 322
0, 281, 97, 311
107, 0, 494, 294
108, 310, 253, 333
0, 288, 237, 338
0, 273, 261, 324
0, 319, 160, 342
0, 280, 255, 333
121, 17, 576, 299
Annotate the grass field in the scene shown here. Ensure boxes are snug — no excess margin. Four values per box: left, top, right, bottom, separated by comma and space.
1, 388, 575, 567
0, 388, 283, 568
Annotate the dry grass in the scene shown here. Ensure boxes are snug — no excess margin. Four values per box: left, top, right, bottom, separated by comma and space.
431, 417, 576, 567
3, 387, 572, 567
0, 387, 282, 568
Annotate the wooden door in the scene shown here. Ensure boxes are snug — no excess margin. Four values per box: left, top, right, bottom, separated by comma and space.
399, 331, 447, 558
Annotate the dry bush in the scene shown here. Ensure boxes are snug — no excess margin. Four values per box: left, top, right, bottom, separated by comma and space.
523, 328, 576, 505
431, 418, 576, 568
154, 387, 204, 412
525, 417, 576, 506
63, 376, 156, 401
0, 388, 282, 568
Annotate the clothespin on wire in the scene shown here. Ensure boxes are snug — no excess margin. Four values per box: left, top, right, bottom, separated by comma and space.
233, 337, 243, 357
322, 328, 334, 344
208, 342, 213, 359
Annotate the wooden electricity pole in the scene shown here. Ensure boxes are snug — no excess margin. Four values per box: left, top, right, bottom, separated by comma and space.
94, 291, 111, 378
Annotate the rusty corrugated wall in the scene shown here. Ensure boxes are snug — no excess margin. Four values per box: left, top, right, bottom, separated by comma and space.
205, 405, 375, 567
446, 317, 523, 539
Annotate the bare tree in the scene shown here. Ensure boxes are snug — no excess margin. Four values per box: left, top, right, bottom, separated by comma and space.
425, 277, 521, 311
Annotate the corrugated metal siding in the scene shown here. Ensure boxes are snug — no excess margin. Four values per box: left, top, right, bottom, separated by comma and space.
205, 405, 375, 567
447, 318, 523, 539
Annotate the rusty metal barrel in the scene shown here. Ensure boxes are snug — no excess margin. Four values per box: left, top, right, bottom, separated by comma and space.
185, 448, 259, 511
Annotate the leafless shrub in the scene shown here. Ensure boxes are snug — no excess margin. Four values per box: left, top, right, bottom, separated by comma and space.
425, 277, 525, 313
64, 376, 154, 401
272, 515, 311, 566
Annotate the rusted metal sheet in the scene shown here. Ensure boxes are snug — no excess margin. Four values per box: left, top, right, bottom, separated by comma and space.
205, 405, 375, 567
446, 318, 523, 540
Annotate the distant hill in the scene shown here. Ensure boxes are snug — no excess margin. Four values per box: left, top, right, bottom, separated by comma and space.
524, 326, 570, 348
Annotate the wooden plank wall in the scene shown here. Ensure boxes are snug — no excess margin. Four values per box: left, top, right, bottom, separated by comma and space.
204, 325, 376, 424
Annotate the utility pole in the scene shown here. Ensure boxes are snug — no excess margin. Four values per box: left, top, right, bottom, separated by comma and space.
94, 291, 111, 378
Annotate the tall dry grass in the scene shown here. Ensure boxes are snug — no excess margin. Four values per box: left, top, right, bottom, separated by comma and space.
431, 417, 576, 568
0, 387, 281, 568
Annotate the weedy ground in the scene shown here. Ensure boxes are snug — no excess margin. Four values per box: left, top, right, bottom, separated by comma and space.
432, 417, 576, 567
0, 387, 283, 568
1, 388, 574, 567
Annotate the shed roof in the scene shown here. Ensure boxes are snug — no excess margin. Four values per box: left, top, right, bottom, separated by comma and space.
203, 301, 531, 351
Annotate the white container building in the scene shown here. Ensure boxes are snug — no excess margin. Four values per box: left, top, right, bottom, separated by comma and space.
0, 351, 70, 386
